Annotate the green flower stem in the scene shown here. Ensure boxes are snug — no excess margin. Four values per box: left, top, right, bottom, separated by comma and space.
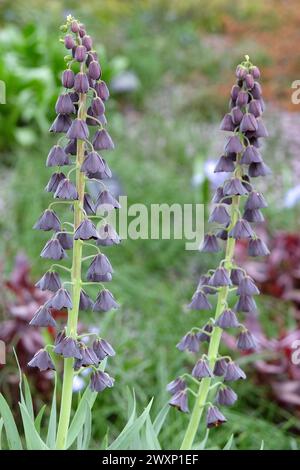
56, 91, 87, 450
180, 195, 239, 450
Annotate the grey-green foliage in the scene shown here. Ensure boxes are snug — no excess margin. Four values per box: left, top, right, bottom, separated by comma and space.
0, 21, 127, 163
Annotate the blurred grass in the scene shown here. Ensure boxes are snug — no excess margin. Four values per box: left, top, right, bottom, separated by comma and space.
1, 0, 300, 450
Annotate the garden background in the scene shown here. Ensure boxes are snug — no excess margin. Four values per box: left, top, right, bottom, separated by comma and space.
1, 0, 300, 450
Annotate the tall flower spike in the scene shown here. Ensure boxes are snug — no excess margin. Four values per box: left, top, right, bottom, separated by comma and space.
171, 57, 270, 450
30, 16, 119, 450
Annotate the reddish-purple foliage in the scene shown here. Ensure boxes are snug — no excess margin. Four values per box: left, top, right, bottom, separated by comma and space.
235, 230, 300, 307
225, 231, 300, 410
0, 254, 64, 401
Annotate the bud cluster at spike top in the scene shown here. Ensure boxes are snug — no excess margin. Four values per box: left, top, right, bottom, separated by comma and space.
168, 57, 270, 430
28, 16, 120, 393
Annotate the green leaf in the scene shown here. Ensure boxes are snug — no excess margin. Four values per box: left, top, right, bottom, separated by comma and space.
127, 388, 137, 423
13, 349, 25, 406
223, 434, 234, 450
82, 403, 92, 450
101, 431, 109, 450
195, 429, 209, 450
0, 418, 4, 450
153, 403, 169, 436
106, 390, 136, 449
35, 405, 46, 434
145, 416, 161, 450
19, 402, 48, 450
108, 398, 153, 450
46, 373, 57, 449
66, 385, 97, 449
77, 428, 83, 450
77, 401, 92, 450
0, 394, 23, 450
23, 375, 34, 420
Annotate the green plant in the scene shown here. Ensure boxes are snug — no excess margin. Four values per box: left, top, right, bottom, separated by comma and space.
0, 15, 122, 450
0, 20, 127, 164
167, 56, 270, 449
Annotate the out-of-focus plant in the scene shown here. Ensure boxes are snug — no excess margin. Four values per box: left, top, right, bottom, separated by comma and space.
168, 56, 270, 450
0, 23, 59, 158
0, 21, 127, 163
236, 230, 300, 310
227, 230, 300, 411
223, 315, 300, 411
0, 253, 55, 402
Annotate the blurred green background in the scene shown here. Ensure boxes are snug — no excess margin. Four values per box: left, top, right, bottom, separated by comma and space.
1, 0, 300, 450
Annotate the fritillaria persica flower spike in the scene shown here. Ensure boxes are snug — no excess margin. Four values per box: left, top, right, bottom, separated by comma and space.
28, 16, 120, 450
168, 56, 270, 450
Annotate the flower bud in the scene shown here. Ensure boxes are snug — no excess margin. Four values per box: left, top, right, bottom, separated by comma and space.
74, 72, 89, 93
82, 35, 93, 50
62, 69, 75, 88
89, 60, 101, 80
64, 34, 75, 49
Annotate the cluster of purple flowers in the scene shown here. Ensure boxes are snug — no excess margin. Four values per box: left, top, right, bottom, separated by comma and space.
28, 17, 120, 393
168, 57, 270, 429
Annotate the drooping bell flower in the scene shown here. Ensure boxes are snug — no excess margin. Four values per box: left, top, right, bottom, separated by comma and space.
40, 239, 66, 260
95, 190, 121, 212
49, 288, 73, 310
45, 172, 66, 193
206, 406, 227, 428
216, 386, 238, 406
73, 219, 99, 240
93, 338, 116, 361
237, 329, 257, 351
176, 332, 200, 353
201, 234, 220, 253
224, 361, 246, 382
79, 289, 94, 311
54, 336, 82, 359
33, 209, 61, 232
74, 345, 99, 370
49, 114, 72, 133
55, 94, 75, 115
188, 290, 212, 311
93, 289, 119, 312
74, 72, 89, 94
90, 371, 115, 392
35, 271, 62, 292
169, 390, 189, 413
57, 232, 73, 250
92, 129, 115, 150
81, 151, 105, 175
86, 254, 113, 282
215, 309, 239, 329
29, 306, 57, 328
54, 178, 78, 200
28, 349, 55, 371
46, 145, 70, 167
62, 69, 75, 88
97, 223, 121, 246
67, 118, 89, 140
192, 359, 213, 379
166, 378, 186, 395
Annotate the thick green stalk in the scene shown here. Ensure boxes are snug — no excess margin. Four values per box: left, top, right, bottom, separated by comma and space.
180, 195, 239, 450
56, 93, 86, 450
